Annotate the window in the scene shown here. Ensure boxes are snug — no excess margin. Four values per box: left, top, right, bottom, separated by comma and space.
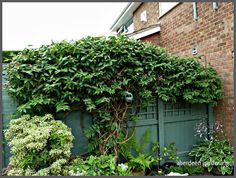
117, 19, 134, 35
126, 22, 134, 34
125, 18, 134, 33
159, 2, 179, 17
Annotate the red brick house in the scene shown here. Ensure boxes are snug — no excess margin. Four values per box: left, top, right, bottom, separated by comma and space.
110, 2, 234, 143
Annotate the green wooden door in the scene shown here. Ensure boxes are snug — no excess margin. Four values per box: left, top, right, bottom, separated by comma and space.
128, 99, 212, 163
128, 101, 159, 153
158, 99, 212, 163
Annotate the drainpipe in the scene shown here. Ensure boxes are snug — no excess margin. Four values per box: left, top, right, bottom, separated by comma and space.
193, 2, 198, 21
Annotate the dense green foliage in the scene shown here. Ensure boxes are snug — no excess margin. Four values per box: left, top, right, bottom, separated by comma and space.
2, 50, 21, 63
5, 35, 222, 114
4, 114, 74, 176
5, 35, 223, 155
128, 153, 154, 172
119, 128, 179, 172
156, 56, 222, 104
66, 155, 132, 176
119, 128, 152, 160
189, 139, 234, 175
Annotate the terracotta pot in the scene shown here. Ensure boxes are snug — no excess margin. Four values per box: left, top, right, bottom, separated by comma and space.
132, 170, 145, 176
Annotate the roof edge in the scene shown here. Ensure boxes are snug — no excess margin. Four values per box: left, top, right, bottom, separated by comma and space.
110, 2, 142, 32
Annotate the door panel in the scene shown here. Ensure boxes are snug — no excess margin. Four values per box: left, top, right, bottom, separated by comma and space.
128, 101, 159, 154
161, 101, 209, 162
56, 110, 93, 156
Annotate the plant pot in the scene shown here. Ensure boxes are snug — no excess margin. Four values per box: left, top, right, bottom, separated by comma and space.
132, 170, 145, 176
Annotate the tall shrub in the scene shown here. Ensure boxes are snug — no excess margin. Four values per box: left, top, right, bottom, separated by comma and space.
5, 35, 223, 155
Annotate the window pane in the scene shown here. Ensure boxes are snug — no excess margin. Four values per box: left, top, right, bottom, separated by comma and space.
127, 23, 134, 33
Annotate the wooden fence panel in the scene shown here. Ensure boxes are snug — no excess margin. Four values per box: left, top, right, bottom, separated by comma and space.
2, 69, 213, 167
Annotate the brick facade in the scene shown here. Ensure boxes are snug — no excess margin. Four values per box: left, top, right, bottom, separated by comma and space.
133, 2, 159, 31
133, 2, 234, 142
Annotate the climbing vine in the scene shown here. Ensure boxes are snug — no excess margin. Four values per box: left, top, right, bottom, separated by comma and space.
5, 35, 223, 156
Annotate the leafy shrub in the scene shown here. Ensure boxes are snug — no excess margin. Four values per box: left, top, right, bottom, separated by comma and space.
152, 141, 179, 164
6, 35, 222, 115
189, 139, 234, 175
2, 50, 21, 63
4, 114, 74, 176
156, 56, 223, 104
120, 128, 179, 173
67, 154, 132, 176
128, 153, 154, 172
117, 163, 132, 176
5, 35, 222, 155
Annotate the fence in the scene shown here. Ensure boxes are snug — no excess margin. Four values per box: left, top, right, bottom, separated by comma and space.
2, 69, 213, 167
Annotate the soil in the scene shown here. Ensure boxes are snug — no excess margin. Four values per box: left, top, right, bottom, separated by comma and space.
132, 170, 145, 176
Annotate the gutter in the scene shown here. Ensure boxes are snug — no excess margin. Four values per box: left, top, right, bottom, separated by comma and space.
110, 2, 142, 32
110, 2, 132, 30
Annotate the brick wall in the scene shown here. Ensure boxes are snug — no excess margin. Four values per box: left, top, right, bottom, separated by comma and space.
135, 2, 234, 142
133, 2, 159, 31
139, 33, 161, 46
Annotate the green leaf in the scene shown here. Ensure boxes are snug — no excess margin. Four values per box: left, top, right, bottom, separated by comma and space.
56, 101, 70, 112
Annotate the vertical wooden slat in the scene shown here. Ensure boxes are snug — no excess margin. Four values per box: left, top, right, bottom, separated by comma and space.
58, 110, 93, 156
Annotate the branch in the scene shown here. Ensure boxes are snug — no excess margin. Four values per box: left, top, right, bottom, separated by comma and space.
117, 125, 136, 144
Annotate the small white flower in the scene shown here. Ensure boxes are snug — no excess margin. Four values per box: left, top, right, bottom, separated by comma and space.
118, 163, 128, 171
